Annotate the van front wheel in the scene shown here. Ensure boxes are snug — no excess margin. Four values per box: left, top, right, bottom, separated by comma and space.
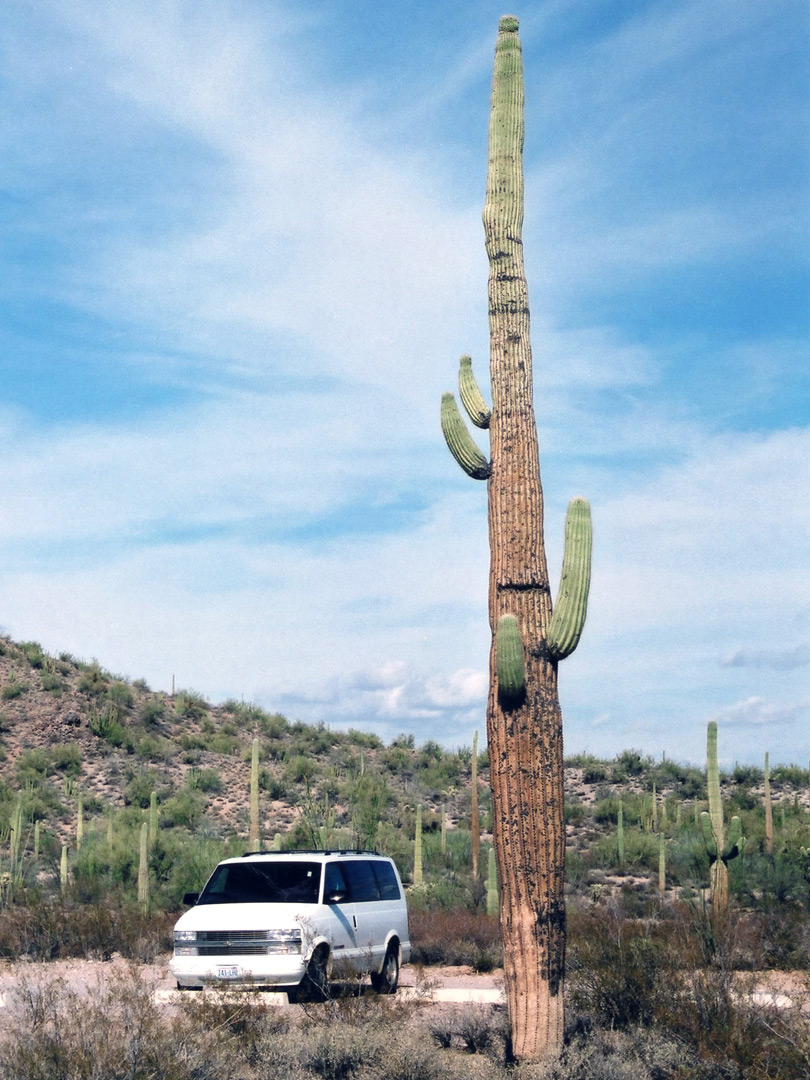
297, 948, 330, 1002
370, 946, 399, 994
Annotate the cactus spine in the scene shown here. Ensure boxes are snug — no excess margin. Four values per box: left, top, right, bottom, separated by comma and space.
33, 819, 40, 861
617, 799, 625, 868
413, 804, 423, 887
471, 731, 480, 879
487, 846, 499, 915
440, 18, 593, 1058
250, 737, 260, 851
440, 802, 447, 856
138, 821, 149, 914
764, 752, 773, 857
701, 721, 742, 917
60, 845, 68, 895
658, 832, 666, 892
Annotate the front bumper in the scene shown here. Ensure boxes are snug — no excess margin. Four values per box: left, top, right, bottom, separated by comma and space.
170, 952, 307, 989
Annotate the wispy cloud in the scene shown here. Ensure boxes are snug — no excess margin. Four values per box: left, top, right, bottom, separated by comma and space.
722, 646, 810, 672
710, 697, 808, 729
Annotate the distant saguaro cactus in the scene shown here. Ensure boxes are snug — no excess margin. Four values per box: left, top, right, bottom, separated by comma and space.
138, 822, 149, 915
701, 721, 742, 917
250, 737, 260, 851
413, 804, 423, 887
471, 731, 480, 879
764, 752, 774, 857
440, 17, 592, 1059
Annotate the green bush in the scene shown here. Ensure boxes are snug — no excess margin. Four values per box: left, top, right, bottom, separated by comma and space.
138, 698, 166, 725
174, 691, 208, 721
50, 743, 82, 776
2, 679, 27, 701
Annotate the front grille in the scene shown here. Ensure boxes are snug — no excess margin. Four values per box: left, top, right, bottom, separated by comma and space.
198, 944, 268, 956
197, 930, 271, 943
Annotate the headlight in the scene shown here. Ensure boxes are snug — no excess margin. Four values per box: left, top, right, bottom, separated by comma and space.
174, 930, 197, 943
265, 929, 303, 954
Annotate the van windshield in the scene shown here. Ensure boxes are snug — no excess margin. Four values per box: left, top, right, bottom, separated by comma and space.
198, 861, 322, 905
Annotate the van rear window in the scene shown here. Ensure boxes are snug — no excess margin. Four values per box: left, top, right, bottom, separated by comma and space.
198, 861, 321, 904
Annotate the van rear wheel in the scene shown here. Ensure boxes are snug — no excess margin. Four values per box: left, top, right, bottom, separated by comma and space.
370, 946, 399, 994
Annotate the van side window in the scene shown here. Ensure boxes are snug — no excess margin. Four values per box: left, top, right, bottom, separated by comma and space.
342, 860, 381, 902
371, 860, 401, 900
323, 862, 348, 901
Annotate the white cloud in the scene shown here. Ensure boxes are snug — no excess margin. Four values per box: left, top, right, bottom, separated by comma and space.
710, 697, 807, 728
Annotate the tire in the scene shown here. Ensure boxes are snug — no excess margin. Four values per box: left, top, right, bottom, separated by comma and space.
370, 945, 399, 994
297, 948, 330, 1002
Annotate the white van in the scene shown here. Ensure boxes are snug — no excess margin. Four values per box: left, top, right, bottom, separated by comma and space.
170, 850, 410, 997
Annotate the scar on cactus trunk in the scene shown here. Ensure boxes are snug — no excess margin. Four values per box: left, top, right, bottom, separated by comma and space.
441, 17, 592, 1060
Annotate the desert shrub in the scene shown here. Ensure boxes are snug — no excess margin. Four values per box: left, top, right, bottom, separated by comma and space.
139, 697, 166, 724
49, 743, 82, 775
174, 690, 209, 721
107, 680, 134, 710
19, 641, 47, 668
189, 767, 222, 793
161, 787, 206, 829
612, 749, 650, 779
0, 901, 173, 961
14, 748, 50, 785
409, 908, 501, 967
208, 731, 240, 755
88, 704, 126, 746
568, 908, 675, 1028
124, 769, 159, 808
2, 678, 27, 700
40, 671, 65, 694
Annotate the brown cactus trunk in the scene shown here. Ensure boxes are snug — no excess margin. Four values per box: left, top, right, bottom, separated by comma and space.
484, 18, 565, 1058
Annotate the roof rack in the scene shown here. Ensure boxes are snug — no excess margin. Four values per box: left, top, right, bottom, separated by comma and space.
240, 848, 381, 858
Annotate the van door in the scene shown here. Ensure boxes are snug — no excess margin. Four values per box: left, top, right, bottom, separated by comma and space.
321, 861, 356, 976
340, 859, 385, 972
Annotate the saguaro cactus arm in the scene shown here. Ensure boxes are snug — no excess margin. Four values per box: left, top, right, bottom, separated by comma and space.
547, 498, 592, 661
496, 614, 526, 703
441, 393, 491, 479
459, 355, 491, 429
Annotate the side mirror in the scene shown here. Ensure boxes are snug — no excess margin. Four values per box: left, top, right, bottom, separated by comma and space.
182, 892, 199, 906
327, 890, 348, 905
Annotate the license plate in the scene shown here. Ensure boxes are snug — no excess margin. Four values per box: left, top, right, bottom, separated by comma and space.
217, 966, 239, 980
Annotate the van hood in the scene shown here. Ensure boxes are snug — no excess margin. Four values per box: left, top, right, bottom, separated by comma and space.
174, 902, 317, 932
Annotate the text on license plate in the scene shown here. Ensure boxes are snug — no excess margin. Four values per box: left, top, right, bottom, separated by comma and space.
217, 966, 239, 979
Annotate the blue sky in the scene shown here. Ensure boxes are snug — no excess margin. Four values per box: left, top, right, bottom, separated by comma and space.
1, 0, 808, 766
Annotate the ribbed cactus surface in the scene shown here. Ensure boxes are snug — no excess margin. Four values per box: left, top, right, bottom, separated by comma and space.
438, 16, 593, 1059
547, 499, 593, 661
496, 614, 526, 702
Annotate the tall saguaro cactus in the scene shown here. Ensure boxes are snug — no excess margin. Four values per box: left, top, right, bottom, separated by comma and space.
441, 17, 592, 1059
701, 721, 742, 918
